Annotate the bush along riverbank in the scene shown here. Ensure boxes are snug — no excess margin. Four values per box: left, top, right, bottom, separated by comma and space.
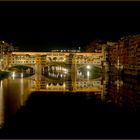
0, 70, 11, 80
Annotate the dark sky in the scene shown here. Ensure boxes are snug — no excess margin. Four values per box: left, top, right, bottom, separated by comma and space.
0, 1, 140, 51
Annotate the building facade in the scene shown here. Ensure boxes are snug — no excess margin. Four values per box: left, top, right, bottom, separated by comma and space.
0, 41, 18, 70
107, 34, 140, 76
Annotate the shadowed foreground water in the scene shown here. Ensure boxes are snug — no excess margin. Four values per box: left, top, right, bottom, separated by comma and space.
0, 91, 140, 138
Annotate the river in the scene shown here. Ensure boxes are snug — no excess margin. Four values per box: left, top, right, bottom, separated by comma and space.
0, 65, 140, 138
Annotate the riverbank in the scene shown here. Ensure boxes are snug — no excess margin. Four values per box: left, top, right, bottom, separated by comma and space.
0, 70, 11, 80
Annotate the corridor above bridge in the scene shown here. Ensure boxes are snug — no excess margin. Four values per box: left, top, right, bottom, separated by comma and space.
8, 51, 105, 66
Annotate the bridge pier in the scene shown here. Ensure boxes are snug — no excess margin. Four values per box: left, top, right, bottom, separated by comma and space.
34, 64, 42, 75
70, 63, 77, 92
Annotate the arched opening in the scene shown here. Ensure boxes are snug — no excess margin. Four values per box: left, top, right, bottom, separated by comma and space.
8, 65, 35, 78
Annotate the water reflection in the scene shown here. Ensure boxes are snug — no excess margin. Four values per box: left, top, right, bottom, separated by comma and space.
43, 65, 70, 80
0, 81, 4, 128
107, 75, 140, 111
0, 77, 31, 128
0, 64, 140, 130
0, 65, 104, 128
77, 65, 102, 80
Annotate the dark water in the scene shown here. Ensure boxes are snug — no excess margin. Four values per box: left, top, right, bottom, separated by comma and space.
0, 66, 140, 138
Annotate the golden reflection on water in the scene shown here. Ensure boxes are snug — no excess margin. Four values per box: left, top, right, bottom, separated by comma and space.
0, 81, 4, 128
0, 71, 105, 128
1, 70, 140, 128
0, 76, 32, 128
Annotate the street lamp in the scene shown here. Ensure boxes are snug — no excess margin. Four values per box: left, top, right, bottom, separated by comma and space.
86, 65, 91, 69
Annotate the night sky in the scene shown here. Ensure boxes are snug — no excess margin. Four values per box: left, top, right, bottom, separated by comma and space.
0, 1, 140, 51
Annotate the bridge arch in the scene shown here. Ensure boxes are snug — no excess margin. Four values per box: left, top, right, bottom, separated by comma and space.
8, 64, 35, 74
77, 64, 102, 71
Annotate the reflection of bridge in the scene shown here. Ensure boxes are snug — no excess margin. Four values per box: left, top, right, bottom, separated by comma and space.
30, 78, 104, 93
8, 52, 104, 72
28, 75, 105, 99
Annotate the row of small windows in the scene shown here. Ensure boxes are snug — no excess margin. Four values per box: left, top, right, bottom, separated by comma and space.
76, 61, 101, 64
12, 57, 102, 61
11, 60, 101, 64
76, 56, 102, 59
76, 86, 101, 89
76, 81, 101, 85
13, 58, 35, 60
12, 61, 35, 64
14, 56, 35, 59
77, 60, 101, 62
47, 53, 65, 56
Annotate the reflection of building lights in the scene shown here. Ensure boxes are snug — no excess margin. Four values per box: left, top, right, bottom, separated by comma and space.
86, 65, 91, 69
12, 72, 15, 79
87, 71, 90, 77
0, 80, 4, 128
64, 69, 68, 74
21, 73, 23, 78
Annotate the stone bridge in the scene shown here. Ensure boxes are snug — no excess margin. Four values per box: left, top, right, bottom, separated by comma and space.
7, 51, 104, 73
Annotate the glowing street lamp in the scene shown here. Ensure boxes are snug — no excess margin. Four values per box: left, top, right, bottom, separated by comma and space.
86, 65, 91, 69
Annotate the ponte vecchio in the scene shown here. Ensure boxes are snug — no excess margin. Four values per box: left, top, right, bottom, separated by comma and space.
3, 51, 107, 100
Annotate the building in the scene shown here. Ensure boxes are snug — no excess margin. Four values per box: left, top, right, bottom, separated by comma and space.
107, 41, 119, 74
0, 41, 18, 70
119, 34, 140, 76
107, 34, 140, 76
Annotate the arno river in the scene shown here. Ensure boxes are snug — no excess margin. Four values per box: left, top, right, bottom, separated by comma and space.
0, 65, 140, 138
